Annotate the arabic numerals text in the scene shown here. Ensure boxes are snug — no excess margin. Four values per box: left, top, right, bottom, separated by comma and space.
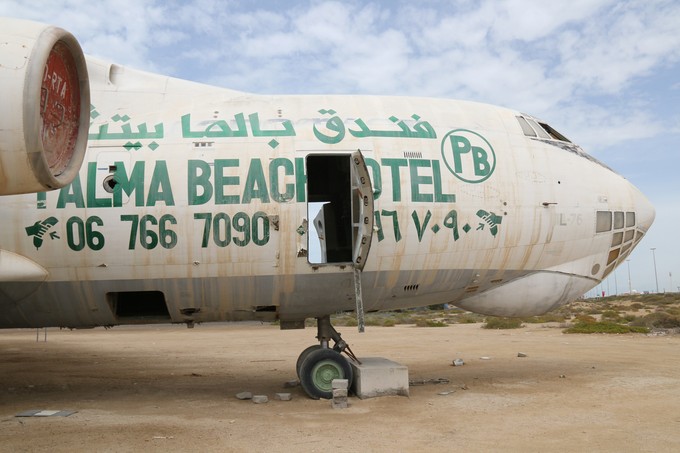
194, 211, 270, 248
66, 216, 105, 251
373, 209, 460, 243
443, 209, 460, 241
120, 214, 178, 250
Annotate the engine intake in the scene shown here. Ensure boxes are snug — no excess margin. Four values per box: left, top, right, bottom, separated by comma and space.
0, 18, 89, 195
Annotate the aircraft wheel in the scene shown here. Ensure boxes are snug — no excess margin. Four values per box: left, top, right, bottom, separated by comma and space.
296, 344, 322, 378
299, 348, 353, 400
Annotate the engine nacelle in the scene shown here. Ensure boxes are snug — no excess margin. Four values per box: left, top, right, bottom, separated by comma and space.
0, 18, 89, 195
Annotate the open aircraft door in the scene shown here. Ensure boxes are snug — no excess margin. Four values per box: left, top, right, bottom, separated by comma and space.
349, 150, 374, 271
306, 150, 374, 330
306, 150, 374, 269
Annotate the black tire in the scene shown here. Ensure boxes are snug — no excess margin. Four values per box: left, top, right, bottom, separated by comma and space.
296, 344, 323, 378
299, 348, 353, 400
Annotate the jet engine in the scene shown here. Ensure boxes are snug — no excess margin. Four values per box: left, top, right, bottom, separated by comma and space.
0, 18, 89, 195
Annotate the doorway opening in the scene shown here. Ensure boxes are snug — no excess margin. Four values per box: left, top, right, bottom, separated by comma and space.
307, 154, 352, 264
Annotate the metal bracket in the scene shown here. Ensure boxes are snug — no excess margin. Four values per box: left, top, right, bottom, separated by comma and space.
353, 267, 365, 333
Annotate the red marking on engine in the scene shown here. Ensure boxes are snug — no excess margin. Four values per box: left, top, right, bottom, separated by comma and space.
40, 40, 81, 176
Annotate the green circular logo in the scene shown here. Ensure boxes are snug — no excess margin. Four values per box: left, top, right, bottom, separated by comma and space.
440, 129, 496, 183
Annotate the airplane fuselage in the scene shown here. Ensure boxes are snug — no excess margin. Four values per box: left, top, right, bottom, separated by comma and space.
0, 56, 654, 329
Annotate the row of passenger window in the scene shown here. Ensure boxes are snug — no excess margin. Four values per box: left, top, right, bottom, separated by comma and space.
596, 211, 635, 233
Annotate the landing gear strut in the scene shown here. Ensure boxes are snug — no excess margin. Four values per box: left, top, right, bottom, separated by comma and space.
296, 315, 360, 399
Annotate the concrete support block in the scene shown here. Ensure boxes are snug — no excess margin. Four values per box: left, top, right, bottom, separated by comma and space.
331, 378, 349, 409
332, 388, 348, 398
331, 379, 349, 390
350, 357, 409, 399
331, 398, 348, 409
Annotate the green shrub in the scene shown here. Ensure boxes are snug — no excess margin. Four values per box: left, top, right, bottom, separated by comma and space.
365, 316, 384, 327
564, 321, 648, 334
454, 313, 485, 324
666, 307, 680, 316
483, 317, 523, 329
601, 310, 622, 321
522, 313, 567, 323
630, 312, 680, 329
393, 313, 417, 325
382, 318, 396, 327
575, 314, 597, 324
342, 317, 358, 327
415, 318, 448, 327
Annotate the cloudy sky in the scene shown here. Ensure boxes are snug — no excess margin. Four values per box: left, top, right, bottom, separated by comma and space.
3, 0, 678, 294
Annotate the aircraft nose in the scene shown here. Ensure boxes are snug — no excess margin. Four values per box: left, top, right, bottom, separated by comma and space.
633, 185, 655, 233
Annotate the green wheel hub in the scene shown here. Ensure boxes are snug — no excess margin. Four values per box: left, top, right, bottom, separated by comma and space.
299, 348, 353, 399
310, 359, 344, 392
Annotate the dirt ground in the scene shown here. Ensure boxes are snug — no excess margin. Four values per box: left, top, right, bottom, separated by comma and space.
1, 322, 679, 452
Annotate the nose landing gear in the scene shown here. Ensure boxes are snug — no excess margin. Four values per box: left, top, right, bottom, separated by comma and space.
296, 315, 360, 399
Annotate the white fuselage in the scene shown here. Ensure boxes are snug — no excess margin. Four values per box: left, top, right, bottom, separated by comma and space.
0, 57, 654, 328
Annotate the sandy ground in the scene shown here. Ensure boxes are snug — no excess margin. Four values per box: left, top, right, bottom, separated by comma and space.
1, 322, 679, 452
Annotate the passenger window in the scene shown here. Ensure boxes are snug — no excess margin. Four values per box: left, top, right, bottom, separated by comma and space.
596, 211, 612, 233
614, 212, 624, 229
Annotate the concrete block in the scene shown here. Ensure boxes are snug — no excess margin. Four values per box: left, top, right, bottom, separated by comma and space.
274, 393, 292, 401
235, 391, 252, 400
331, 398, 348, 409
331, 379, 349, 390
332, 388, 348, 398
350, 357, 409, 399
252, 395, 268, 404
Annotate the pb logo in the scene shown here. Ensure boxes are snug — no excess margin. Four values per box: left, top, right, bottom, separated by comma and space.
441, 129, 496, 183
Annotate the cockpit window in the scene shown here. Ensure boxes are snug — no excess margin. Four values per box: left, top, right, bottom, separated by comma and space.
626, 212, 636, 227
614, 211, 624, 229
538, 122, 571, 142
526, 118, 552, 139
516, 115, 572, 143
516, 116, 536, 137
596, 211, 612, 233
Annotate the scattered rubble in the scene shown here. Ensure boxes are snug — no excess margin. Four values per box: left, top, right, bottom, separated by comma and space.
274, 393, 292, 401
409, 378, 450, 386
252, 395, 269, 404
283, 379, 299, 388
